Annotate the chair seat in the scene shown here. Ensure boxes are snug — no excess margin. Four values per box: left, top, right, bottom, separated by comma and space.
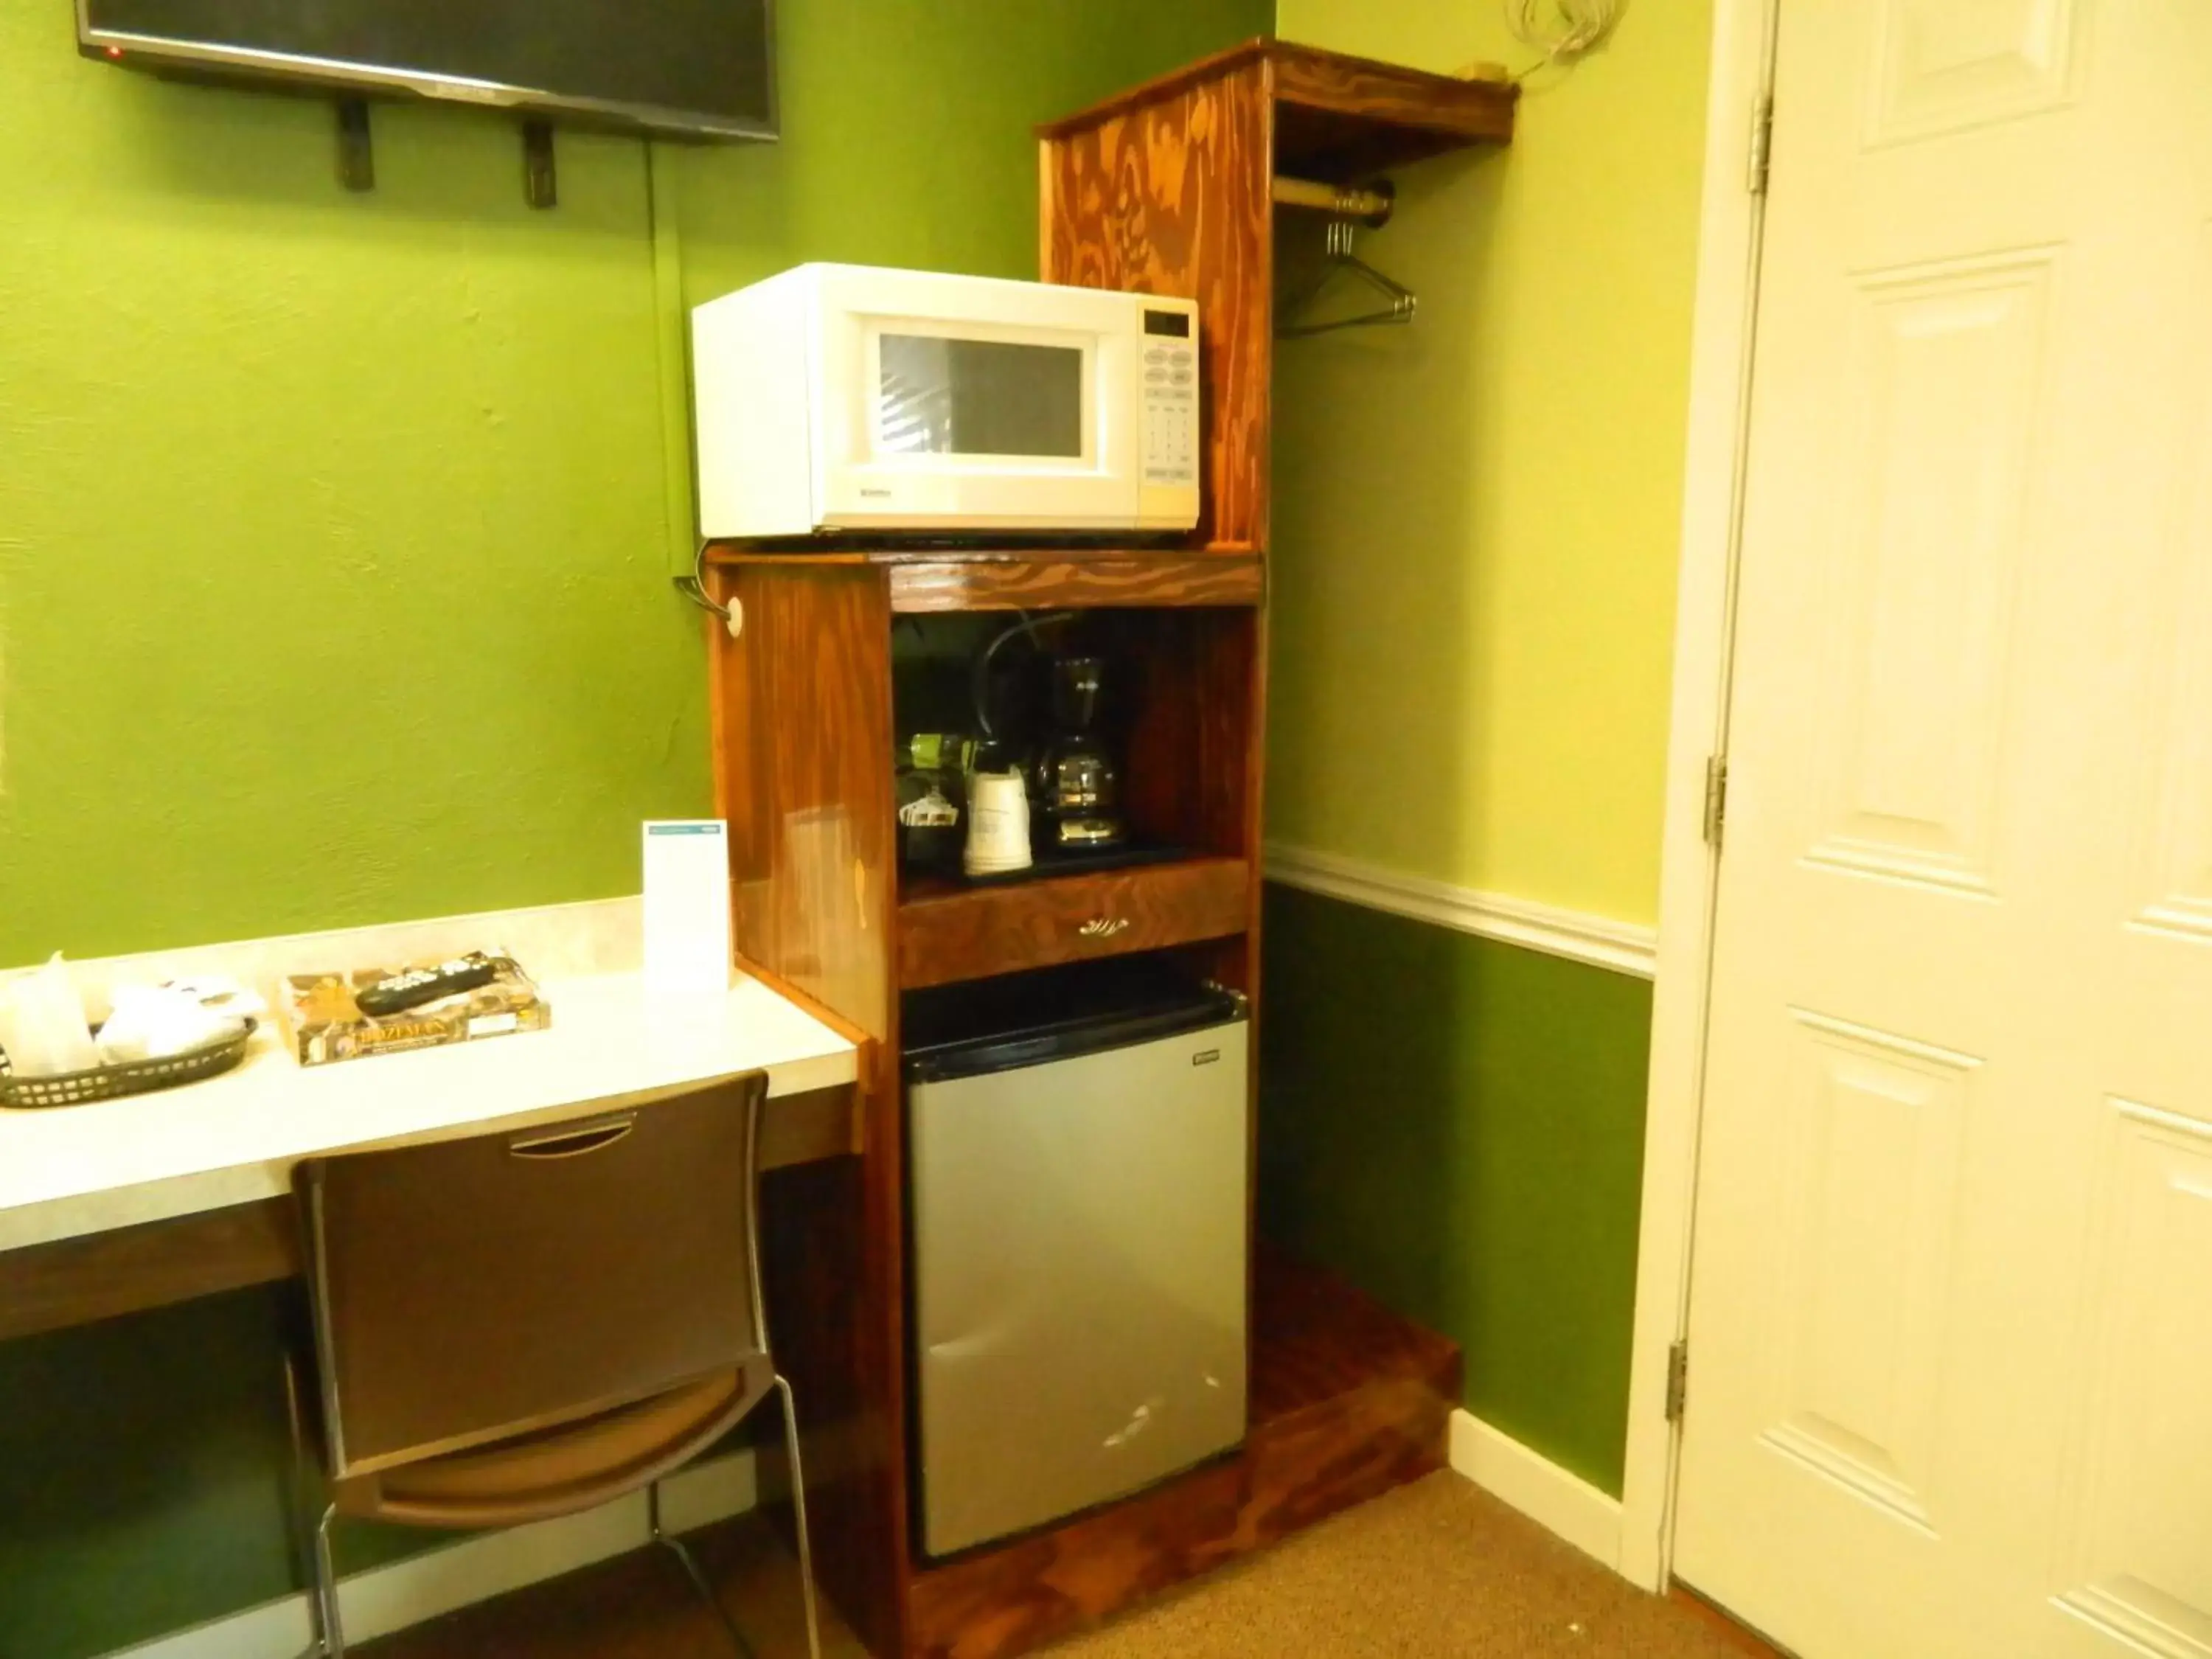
335, 1366, 759, 1529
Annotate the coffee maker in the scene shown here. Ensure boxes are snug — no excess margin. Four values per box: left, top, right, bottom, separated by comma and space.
969, 619, 1128, 862
1032, 655, 1125, 852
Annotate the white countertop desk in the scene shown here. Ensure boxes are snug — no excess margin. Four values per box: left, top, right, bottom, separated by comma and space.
0, 970, 862, 1341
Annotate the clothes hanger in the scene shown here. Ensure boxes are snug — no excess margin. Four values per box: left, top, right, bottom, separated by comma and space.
1276, 204, 1417, 339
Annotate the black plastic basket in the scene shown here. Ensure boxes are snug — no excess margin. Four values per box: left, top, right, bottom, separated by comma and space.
0, 1021, 255, 1110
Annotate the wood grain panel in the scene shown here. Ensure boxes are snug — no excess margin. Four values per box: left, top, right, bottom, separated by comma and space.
711, 564, 897, 1043
1249, 1248, 1459, 1423
758, 1135, 886, 1636
1113, 609, 1259, 864
706, 546, 1217, 568
709, 562, 909, 1658
1041, 58, 1273, 552
897, 858, 1251, 990
758, 1083, 863, 1169
904, 1253, 1458, 1659
0, 1197, 297, 1343
887, 555, 1262, 613
1038, 38, 1515, 181
1239, 602, 1270, 1253
1272, 41, 1515, 178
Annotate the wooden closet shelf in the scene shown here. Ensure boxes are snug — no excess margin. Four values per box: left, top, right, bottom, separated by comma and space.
1038, 37, 1516, 181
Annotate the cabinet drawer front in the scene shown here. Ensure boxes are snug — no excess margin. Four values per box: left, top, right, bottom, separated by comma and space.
898, 859, 1250, 990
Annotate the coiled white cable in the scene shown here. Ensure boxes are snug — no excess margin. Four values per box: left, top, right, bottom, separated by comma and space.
1506, 0, 1627, 69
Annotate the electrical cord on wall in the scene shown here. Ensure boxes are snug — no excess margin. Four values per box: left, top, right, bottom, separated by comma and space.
673, 539, 737, 628
1504, 0, 1626, 77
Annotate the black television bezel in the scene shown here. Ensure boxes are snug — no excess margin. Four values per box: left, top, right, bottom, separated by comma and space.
75, 0, 779, 142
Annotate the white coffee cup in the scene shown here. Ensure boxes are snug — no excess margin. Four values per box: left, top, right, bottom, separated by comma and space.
964, 771, 1033, 877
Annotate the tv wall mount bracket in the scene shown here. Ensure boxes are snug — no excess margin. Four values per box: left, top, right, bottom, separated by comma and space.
332, 97, 559, 209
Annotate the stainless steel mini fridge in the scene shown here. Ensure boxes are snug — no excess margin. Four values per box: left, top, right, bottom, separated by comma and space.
904, 964, 1249, 1559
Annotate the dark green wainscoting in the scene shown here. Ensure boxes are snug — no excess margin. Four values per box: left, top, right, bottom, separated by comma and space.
0, 1281, 773, 1659
0, 1285, 433, 1658
1258, 883, 1652, 1496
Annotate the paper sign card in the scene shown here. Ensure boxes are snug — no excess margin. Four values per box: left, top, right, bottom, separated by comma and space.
642, 820, 733, 994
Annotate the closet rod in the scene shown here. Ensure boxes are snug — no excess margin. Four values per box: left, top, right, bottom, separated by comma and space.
1271, 175, 1394, 227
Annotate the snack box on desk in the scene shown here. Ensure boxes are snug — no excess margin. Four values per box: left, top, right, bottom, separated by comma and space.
281, 955, 549, 1068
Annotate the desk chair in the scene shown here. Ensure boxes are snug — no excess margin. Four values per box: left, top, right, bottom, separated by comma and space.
286, 1071, 822, 1659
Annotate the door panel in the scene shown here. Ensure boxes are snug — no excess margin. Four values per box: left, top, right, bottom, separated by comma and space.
2051, 1100, 2212, 1659
1675, 3, 2212, 1655
1806, 250, 2049, 896
1761, 1012, 1977, 1534
2135, 229, 2212, 943
1866, 0, 2081, 147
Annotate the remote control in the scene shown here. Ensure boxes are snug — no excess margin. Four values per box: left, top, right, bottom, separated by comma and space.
355, 954, 499, 1018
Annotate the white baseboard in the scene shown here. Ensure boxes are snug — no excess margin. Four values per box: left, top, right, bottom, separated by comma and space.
1264, 844, 1658, 980
105, 1449, 757, 1659
1449, 1409, 1625, 1572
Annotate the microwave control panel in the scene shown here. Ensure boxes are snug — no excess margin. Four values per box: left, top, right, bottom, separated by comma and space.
1140, 309, 1200, 489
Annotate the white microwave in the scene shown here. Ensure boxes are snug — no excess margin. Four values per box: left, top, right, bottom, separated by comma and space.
691, 265, 1200, 539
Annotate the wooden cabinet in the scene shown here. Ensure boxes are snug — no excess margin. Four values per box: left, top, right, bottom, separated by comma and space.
706, 547, 1267, 1659
1039, 38, 1515, 556
899, 858, 1251, 990
704, 37, 1512, 1659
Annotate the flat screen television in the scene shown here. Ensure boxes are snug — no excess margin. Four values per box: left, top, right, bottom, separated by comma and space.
77, 0, 777, 141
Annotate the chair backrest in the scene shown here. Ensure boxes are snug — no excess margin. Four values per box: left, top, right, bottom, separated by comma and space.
297, 1070, 769, 1481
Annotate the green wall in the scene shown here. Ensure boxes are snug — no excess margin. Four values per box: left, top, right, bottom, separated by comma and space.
0, 0, 1267, 971
0, 6, 1267, 1655
1268, 0, 1711, 925
1259, 886, 1652, 1493
0, 1291, 302, 1655
1253, 0, 1713, 1495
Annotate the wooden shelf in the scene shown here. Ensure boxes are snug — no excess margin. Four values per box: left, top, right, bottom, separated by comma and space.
905, 1250, 1460, 1659
1038, 36, 1516, 182
898, 857, 1250, 990
1271, 40, 1516, 178
1249, 1244, 1461, 1423
706, 546, 1263, 613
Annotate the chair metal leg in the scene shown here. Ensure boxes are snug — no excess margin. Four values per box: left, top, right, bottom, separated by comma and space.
282, 1352, 346, 1658
773, 1371, 824, 1659
650, 1478, 757, 1659
313, 1504, 347, 1659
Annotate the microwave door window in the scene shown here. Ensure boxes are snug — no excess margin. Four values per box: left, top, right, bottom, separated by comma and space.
877, 336, 1084, 459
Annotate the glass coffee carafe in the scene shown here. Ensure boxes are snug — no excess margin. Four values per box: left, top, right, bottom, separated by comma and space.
1033, 655, 1125, 851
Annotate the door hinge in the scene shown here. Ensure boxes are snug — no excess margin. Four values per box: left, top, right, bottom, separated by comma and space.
1703, 755, 1730, 849
1747, 95, 1773, 196
1666, 1338, 1690, 1423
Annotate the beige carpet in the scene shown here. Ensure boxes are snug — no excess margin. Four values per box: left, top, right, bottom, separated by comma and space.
369, 1472, 1767, 1659
1042, 1474, 1764, 1658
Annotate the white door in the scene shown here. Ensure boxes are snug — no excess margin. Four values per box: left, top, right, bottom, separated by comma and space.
1674, 3, 2212, 1656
